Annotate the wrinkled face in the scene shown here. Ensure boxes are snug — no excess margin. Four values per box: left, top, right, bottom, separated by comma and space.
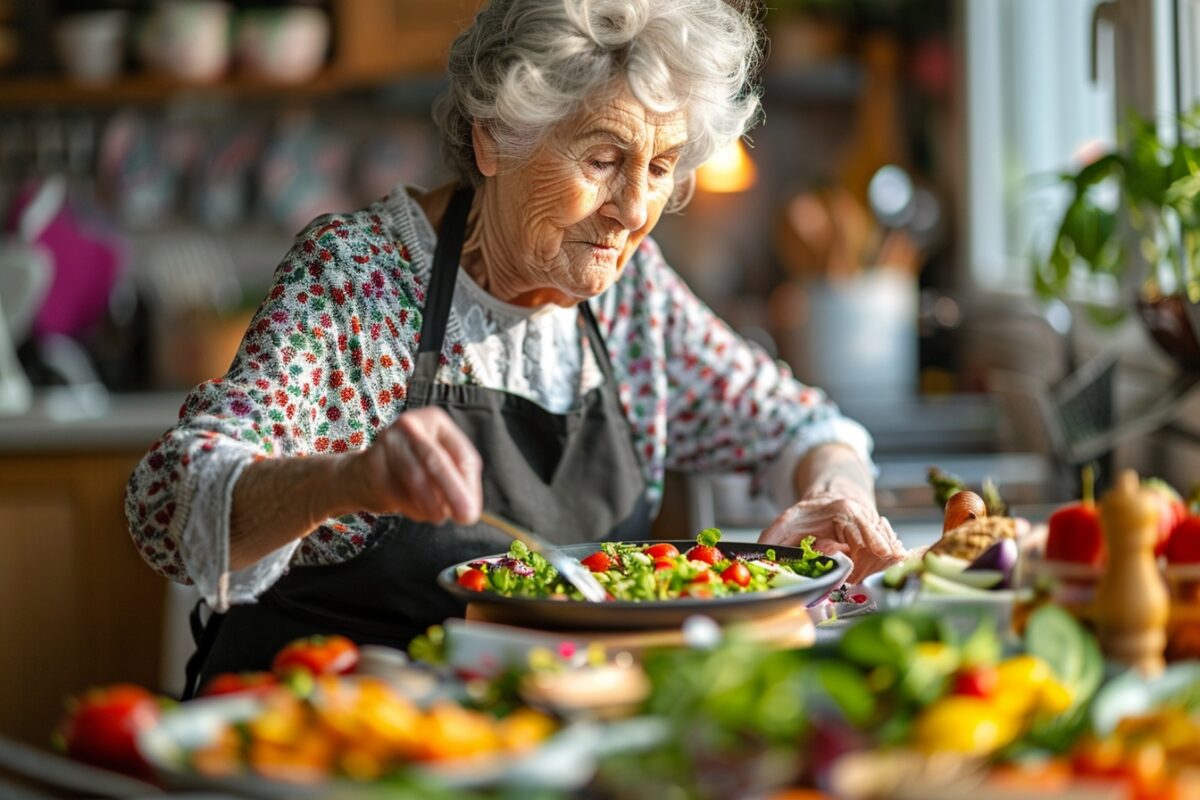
479, 83, 688, 301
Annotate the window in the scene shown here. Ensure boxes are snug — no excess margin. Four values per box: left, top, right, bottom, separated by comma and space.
963, 0, 1178, 292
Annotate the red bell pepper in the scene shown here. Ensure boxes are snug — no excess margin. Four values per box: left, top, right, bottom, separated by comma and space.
1165, 488, 1200, 564
1144, 477, 1187, 555
1046, 465, 1105, 565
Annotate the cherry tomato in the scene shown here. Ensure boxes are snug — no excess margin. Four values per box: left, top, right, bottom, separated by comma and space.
686, 544, 722, 565
720, 562, 752, 587
580, 552, 613, 572
457, 568, 489, 592
645, 543, 680, 559
57, 684, 160, 776
953, 666, 999, 699
272, 634, 359, 677
654, 557, 675, 571
690, 569, 714, 584
198, 671, 278, 698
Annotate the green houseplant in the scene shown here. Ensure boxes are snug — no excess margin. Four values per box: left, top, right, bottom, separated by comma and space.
1036, 109, 1200, 368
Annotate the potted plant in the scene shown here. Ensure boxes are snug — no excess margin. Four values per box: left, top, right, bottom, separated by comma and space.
1035, 109, 1200, 368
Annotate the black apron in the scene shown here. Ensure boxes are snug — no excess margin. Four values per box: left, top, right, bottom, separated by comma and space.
182, 186, 651, 698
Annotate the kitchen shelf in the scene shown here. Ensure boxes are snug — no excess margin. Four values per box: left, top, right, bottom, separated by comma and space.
0, 68, 436, 109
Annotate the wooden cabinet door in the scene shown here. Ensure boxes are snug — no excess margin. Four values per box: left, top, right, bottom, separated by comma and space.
331, 0, 484, 78
0, 453, 166, 747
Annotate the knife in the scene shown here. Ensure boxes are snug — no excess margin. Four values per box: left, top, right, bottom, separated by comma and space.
479, 511, 608, 603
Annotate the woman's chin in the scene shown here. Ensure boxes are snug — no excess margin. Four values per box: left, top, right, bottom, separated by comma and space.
570, 263, 620, 298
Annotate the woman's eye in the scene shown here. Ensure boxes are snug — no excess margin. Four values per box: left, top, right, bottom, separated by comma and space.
650, 161, 673, 178
588, 159, 616, 172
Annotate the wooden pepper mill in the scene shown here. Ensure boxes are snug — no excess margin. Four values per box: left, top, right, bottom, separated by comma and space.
1094, 469, 1168, 676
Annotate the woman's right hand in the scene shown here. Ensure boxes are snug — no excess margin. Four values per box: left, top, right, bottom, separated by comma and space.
344, 407, 483, 525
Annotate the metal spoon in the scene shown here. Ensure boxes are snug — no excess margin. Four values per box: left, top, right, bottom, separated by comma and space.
479, 511, 608, 603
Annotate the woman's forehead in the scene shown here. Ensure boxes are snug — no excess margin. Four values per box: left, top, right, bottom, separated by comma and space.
563, 88, 688, 151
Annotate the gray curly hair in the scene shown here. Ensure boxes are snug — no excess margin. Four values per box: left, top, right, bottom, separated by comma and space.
432, 0, 763, 209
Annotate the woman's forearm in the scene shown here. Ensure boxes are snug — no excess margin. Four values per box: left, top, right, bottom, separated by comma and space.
792, 442, 875, 505
229, 453, 359, 570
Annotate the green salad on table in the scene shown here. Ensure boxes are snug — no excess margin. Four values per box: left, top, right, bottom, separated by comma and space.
453, 528, 838, 601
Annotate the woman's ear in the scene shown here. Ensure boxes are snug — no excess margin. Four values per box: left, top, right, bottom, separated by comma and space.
472, 124, 499, 177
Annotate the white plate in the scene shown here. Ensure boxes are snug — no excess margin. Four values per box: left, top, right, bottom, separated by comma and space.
1091, 662, 1200, 737
137, 689, 635, 797
862, 572, 1025, 634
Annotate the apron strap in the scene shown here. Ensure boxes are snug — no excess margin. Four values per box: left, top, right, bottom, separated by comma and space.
181, 600, 225, 701
413, 184, 474, 384
580, 302, 618, 387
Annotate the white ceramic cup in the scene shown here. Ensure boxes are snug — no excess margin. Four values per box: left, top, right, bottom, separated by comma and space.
140, 0, 232, 82
54, 11, 129, 84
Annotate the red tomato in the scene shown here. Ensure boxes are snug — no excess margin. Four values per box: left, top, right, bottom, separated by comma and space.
1166, 517, 1200, 563
690, 569, 714, 584
1071, 737, 1125, 779
58, 684, 160, 776
272, 634, 359, 677
198, 671, 278, 698
654, 557, 675, 571
645, 543, 680, 559
720, 562, 752, 587
952, 666, 999, 698
1045, 503, 1105, 565
686, 544, 722, 565
457, 568, 489, 592
580, 552, 613, 572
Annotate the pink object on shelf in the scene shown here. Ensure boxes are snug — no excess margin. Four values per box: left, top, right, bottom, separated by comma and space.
4, 178, 126, 339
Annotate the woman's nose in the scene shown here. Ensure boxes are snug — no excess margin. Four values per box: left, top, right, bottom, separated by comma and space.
609, 176, 648, 231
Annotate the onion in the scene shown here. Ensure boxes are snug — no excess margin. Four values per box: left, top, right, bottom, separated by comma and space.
468, 557, 535, 577
943, 490, 987, 532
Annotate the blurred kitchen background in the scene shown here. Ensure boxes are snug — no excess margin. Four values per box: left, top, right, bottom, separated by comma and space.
3, 0, 1200, 745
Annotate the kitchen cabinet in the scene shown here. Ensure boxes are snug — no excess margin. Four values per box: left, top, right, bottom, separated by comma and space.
0, 451, 166, 747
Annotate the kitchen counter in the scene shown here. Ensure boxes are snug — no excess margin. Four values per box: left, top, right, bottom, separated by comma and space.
0, 389, 183, 452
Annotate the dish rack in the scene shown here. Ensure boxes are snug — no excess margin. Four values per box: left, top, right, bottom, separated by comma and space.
1034, 349, 1200, 468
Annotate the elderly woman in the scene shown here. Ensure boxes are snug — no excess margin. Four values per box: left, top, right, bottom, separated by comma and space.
127, 0, 904, 693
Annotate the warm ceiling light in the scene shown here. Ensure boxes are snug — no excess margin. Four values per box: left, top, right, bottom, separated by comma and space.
695, 138, 757, 193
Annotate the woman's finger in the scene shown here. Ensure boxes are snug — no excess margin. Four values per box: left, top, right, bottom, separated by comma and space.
810, 537, 850, 556
383, 427, 452, 522
399, 415, 476, 523
861, 515, 898, 560
432, 417, 483, 523
833, 513, 867, 553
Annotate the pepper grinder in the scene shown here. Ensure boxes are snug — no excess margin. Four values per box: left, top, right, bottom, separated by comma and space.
1094, 469, 1168, 676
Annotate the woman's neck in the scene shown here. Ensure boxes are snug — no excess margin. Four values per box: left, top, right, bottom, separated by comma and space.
413, 182, 573, 309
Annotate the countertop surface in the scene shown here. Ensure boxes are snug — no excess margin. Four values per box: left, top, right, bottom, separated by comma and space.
0, 388, 183, 452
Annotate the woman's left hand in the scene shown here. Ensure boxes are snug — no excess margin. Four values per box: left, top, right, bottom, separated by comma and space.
759, 489, 906, 584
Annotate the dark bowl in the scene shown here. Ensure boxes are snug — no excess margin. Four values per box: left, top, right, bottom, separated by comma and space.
437, 540, 853, 631
1138, 293, 1200, 369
